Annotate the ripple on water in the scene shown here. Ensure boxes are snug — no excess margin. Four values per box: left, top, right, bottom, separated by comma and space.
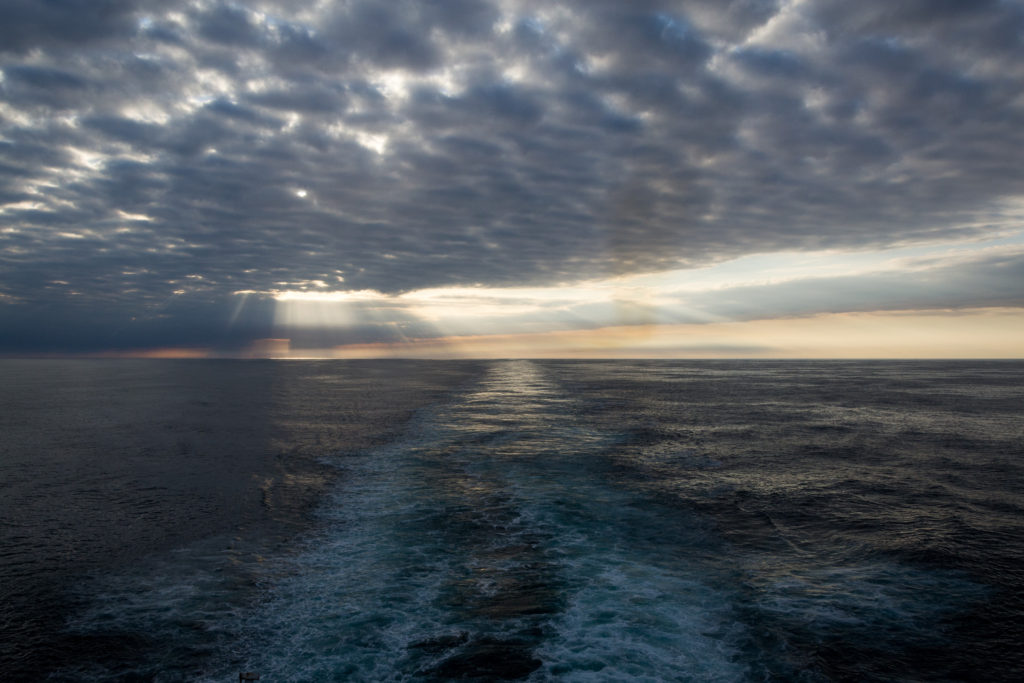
39, 360, 1017, 681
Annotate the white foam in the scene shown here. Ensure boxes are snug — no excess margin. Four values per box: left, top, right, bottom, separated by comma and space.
197, 361, 752, 680
534, 558, 750, 681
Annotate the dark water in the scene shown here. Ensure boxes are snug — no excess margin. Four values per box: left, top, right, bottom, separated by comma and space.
1, 360, 1022, 681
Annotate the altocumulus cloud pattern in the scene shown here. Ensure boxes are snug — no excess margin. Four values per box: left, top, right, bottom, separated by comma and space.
1, 0, 1023, 353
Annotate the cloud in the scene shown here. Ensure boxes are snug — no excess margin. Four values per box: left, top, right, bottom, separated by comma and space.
678, 247, 1024, 321
1, 0, 1023, 352
0, 0, 148, 55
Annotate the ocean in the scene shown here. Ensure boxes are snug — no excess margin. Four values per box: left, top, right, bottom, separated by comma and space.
1, 359, 1022, 681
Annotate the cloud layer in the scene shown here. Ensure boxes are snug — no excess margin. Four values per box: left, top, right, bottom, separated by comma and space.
2, 0, 1023, 352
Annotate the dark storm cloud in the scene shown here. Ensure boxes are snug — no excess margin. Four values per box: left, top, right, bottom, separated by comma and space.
2, 0, 1024, 351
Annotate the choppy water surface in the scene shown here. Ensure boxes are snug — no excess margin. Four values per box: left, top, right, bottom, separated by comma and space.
2, 360, 1022, 681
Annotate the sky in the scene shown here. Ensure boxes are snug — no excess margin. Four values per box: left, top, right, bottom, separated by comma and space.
1, 0, 1023, 358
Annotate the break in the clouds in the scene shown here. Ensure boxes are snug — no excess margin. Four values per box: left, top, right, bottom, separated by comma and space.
1, 0, 1023, 354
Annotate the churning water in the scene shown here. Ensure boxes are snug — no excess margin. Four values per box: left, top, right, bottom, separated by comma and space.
2, 359, 1022, 680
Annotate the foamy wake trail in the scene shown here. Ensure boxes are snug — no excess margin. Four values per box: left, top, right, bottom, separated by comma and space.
198, 361, 752, 680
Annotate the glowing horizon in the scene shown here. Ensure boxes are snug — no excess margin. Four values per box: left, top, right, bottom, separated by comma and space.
203, 233, 1024, 359
42, 307, 1019, 360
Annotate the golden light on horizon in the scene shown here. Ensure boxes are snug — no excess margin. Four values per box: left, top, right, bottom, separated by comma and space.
224, 233, 1024, 361
322, 308, 1024, 360
54, 307, 1019, 359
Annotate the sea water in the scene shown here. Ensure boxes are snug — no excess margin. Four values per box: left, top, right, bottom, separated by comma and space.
1, 359, 1022, 680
